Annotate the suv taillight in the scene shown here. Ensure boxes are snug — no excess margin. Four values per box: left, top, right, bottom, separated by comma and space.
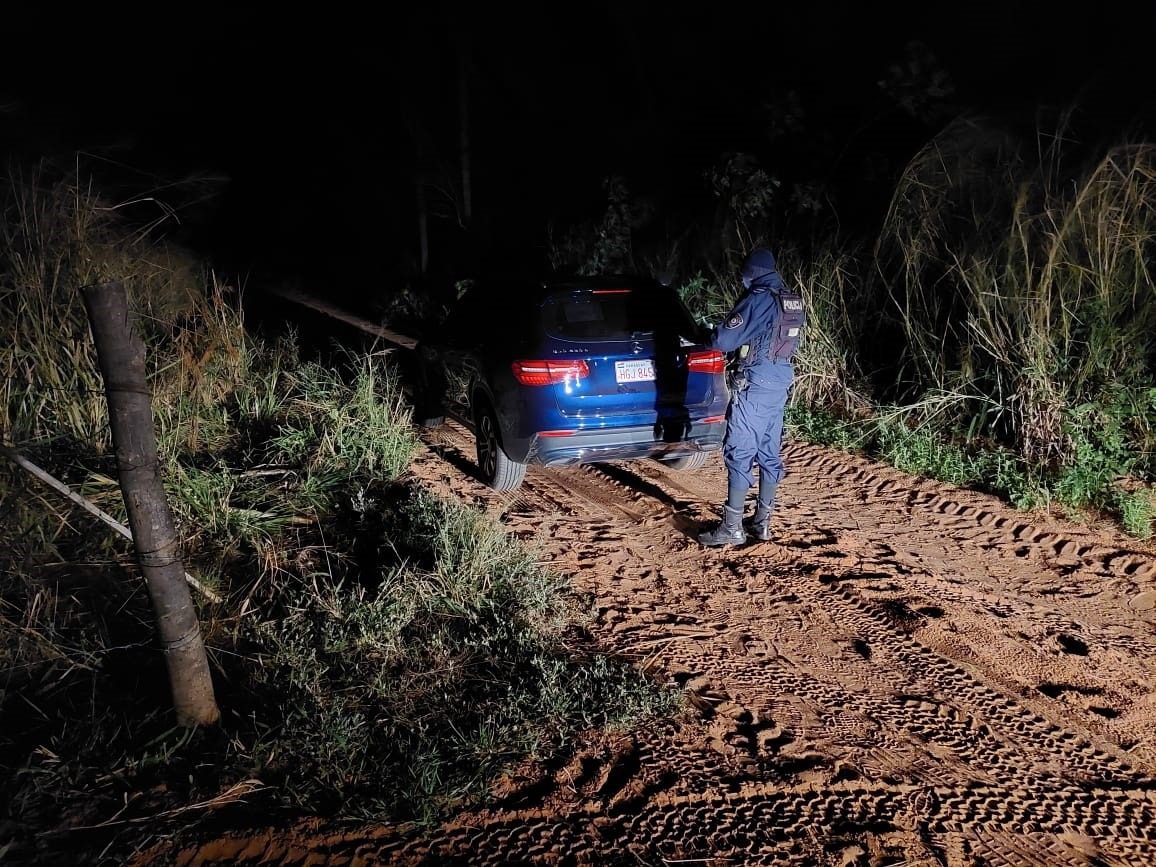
512, 360, 590, 386
687, 350, 725, 374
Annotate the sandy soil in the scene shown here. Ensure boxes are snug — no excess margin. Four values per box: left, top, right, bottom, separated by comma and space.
144, 419, 1156, 866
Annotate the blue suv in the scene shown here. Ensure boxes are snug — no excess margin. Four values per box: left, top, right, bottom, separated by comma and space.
415, 275, 729, 490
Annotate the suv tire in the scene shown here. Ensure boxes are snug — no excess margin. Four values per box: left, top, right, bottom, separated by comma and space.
658, 452, 709, 471
417, 411, 446, 429
475, 402, 528, 491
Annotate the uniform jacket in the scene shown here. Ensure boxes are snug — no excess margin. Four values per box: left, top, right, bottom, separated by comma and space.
709, 248, 795, 387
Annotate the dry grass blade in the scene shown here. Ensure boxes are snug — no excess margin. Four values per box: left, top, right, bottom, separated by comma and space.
876, 115, 1156, 466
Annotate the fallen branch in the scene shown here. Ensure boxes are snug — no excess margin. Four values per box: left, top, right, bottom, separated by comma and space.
265, 285, 419, 350
39, 778, 266, 833
1, 444, 223, 604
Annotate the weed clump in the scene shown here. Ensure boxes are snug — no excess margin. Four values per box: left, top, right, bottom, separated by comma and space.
242, 490, 677, 822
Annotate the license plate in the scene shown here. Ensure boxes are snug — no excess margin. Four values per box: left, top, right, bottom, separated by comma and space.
615, 359, 656, 383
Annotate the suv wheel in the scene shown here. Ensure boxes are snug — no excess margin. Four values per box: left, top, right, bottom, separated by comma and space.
657, 452, 709, 471
417, 411, 446, 429
475, 404, 528, 491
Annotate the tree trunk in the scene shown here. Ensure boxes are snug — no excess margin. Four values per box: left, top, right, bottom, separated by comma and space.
416, 170, 429, 274
81, 280, 220, 727
457, 34, 472, 224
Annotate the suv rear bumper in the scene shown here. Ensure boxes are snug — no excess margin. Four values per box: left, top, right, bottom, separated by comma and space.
527, 421, 726, 467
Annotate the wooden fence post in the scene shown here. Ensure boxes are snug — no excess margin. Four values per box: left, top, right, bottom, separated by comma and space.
81, 280, 220, 726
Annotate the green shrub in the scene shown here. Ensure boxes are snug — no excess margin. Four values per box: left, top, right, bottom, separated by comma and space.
243, 490, 679, 822
786, 404, 874, 452
787, 402, 1045, 512
876, 414, 972, 486
548, 176, 651, 276
1051, 388, 1156, 530
1116, 488, 1156, 540
677, 271, 740, 327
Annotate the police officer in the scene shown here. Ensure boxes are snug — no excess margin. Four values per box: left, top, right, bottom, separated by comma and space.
698, 247, 805, 546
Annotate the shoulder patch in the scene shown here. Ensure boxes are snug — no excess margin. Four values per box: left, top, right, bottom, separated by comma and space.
725, 313, 744, 329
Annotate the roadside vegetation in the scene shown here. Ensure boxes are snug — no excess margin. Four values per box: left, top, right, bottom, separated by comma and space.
836, 119, 1153, 538
547, 117, 1156, 539
0, 168, 680, 863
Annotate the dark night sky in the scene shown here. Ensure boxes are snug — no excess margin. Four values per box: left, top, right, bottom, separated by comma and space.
2, 2, 1154, 295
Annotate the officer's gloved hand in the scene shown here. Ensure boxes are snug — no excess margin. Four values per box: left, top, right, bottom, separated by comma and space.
697, 323, 715, 346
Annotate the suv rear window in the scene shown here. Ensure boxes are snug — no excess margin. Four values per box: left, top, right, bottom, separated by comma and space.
541, 288, 696, 341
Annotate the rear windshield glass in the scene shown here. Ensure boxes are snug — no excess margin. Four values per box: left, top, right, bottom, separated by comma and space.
541, 289, 695, 341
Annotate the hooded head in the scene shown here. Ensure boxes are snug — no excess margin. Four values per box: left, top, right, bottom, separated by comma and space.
740, 247, 785, 293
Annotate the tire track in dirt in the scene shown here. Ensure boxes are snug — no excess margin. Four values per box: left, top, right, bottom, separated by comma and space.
790, 442, 1156, 586
158, 432, 1156, 865
772, 442, 1156, 767
410, 430, 1156, 861
401, 432, 1156, 862
568, 548, 1156, 859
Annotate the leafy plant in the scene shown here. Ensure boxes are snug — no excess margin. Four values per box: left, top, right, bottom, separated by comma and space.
676, 272, 740, 327
548, 176, 652, 276
240, 489, 679, 822
706, 152, 780, 252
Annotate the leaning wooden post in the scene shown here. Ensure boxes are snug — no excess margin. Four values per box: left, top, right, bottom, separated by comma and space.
81, 280, 220, 726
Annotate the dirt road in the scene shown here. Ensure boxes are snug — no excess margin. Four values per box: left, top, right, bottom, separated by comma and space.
160, 416, 1156, 865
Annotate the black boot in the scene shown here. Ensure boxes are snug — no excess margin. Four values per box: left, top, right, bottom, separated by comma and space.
698, 504, 746, 547
744, 480, 777, 541
743, 501, 774, 541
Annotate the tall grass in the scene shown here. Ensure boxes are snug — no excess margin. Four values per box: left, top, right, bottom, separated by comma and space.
787, 248, 873, 415
861, 116, 1156, 534
1, 168, 203, 449
879, 116, 1156, 466
676, 271, 741, 327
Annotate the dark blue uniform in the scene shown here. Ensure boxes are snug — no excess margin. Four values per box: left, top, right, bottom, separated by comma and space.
710, 249, 798, 491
